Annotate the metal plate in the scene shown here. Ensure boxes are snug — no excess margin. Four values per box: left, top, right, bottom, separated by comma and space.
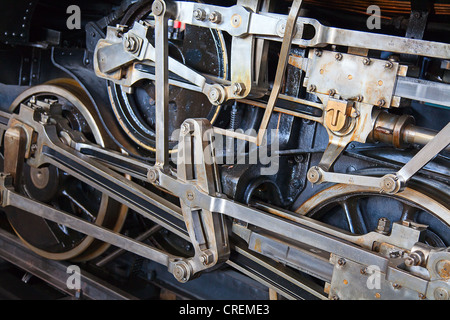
328, 255, 421, 300
304, 50, 399, 107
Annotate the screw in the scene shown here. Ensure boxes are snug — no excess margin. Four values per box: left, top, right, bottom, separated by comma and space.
308, 84, 316, 92
328, 89, 336, 96
392, 283, 402, 289
376, 217, 391, 234
337, 258, 346, 267
200, 252, 213, 266
314, 48, 322, 57
180, 122, 194, 135
356, 95, 364, 102
377, 99, 386, 107
335, 53, 343, 61
361, 267, 368, 275
385, 61, 394, 69
232, 82, 246, 96
124, 36, 139, 53
363, 58, 371, 66
209, 11, 222, 24
193, 8, 206, 21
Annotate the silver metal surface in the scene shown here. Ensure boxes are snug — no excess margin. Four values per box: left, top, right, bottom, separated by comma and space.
0, 227, 138, 300
304, 50, 400, 108
154, 0, 170, 168
394, 76, 450, 108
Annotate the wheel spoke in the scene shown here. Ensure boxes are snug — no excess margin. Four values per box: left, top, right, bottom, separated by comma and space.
61, 189, 96, 221
400, 203, 419, 222
339, 198, 367, 234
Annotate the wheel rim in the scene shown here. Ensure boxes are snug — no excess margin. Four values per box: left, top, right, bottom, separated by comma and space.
108, 0, 228, 154
5, 79, 128, 261
295, 169, 450, 247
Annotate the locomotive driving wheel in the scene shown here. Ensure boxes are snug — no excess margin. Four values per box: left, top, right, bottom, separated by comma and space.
295, 168, 450, 247
108, 0, 228, 156
4, 79, 128, 262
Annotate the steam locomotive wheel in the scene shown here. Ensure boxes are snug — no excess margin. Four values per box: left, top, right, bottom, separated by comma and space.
295, 168, 450, 247
4, 79, 128, 262
108, 0, 228, 155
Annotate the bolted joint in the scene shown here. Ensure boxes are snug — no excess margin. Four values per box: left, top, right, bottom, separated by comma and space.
232, 82, 246, 96
180, 122, 194, 135
152, 0, 166, 16
200, 250, 214, 266
405, 251, 425, 267
337, 258, 346, 267
193, 8, 206, 21
171, 260, 193, 283
375, 217, 391, 235
209, 11, 222, 24
380, 174, 404, 194
385, 61, 394, 69
363, 57, 371, 66
307, 166, 323, 184
124, 35, 140, 54
208, 85, 226, 105
147, 168, 159, 184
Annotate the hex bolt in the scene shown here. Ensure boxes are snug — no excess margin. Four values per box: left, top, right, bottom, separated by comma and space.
375, 217, 391, 234
377, 99, 386, 107
385, 61, 394, 69
232, 82, 246, 96
314, 48, 322, 57
392, 283, 402, 290
328, 89, 336, 96
124, 36, 139, 53
335, 53, 343, 61
193, 8, 206, 21
209, 11, 222, 24
360, 267, 368, 275
180, 122, 194, 135
308, 84, 316, 92
200, 252, 213, 266
363, 57, 371, 66
337, 258, 346, 267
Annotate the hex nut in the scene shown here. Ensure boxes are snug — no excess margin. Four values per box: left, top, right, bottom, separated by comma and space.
375, 217, 391, 234
209, 11, 222, 24
193, 8, 206, 21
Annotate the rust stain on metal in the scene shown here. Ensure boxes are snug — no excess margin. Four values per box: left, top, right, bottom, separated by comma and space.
253, 238, 262, 253
437, 260, 450, 279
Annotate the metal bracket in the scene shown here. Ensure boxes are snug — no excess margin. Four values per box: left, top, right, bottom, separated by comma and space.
307, 122, 450, 194
171, 119, 230, 282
